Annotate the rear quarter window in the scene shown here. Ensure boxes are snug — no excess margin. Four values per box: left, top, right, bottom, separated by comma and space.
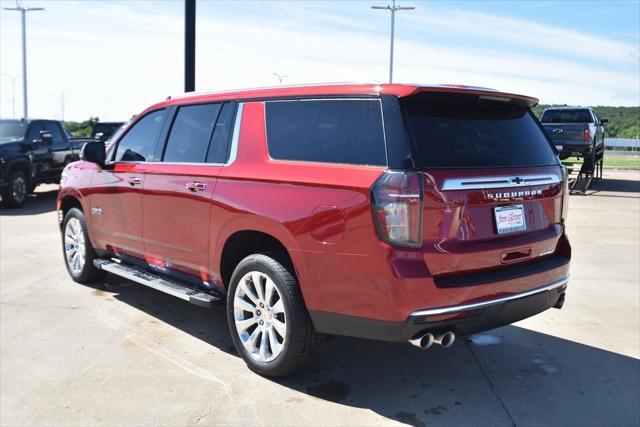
265, 99, 386, 166
402, 94, 558, 169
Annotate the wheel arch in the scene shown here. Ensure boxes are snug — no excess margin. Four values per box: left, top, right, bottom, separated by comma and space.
6, 158, 32, 180
216, 219, 309, 303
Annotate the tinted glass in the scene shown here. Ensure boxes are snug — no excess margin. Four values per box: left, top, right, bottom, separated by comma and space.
115, 109, 166, 162
265, 100, 386, 166
402, 94, 557, 168
164, 104, 221, 163
25, 122, 42, 142
207, 102, 235, 163
41, 121, 64, 144
540, 109, 593, 124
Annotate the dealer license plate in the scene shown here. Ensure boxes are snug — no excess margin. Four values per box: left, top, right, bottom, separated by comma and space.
494, 205, 526, 234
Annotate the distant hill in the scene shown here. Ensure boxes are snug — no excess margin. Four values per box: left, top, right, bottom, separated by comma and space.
532, 105, 640, 139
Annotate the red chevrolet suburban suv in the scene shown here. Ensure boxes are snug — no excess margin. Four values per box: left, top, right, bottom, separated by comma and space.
57, 84, 570, 376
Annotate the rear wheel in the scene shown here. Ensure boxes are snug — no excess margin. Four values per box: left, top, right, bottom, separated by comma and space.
226, 253, 319, 377
62, 208, 105, 283
3, 170, 28, 208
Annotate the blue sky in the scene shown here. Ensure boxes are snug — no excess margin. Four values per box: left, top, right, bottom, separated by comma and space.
1, 0, 638, 121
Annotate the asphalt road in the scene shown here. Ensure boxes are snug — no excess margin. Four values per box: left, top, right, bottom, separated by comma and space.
1, 171, 639, 427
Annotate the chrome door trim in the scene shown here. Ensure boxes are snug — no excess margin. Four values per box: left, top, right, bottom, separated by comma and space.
410, 277, 568, 318
225, 102, 243, 166
441, 174, 561, 191
106, 103, 244, 168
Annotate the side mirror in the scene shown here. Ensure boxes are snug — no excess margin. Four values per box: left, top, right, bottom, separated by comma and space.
40, 131, 53, 144
81, 141, 106, 166
600, 118, 608, 125
94, 132, 105, 141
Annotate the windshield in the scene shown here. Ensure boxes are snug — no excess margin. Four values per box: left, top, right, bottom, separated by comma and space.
540, 109, 593, 124
402, 93, 558, 169
0, 120, 28, 140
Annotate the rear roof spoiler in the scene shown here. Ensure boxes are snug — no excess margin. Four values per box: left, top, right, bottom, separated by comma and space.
408, 86, 539, 109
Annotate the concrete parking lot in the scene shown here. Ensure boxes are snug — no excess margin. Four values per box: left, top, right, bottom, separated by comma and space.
1, 170, 639, 427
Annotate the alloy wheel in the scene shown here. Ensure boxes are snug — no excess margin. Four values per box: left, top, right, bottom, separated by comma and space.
233, 271, 287, 363
11, 175, 26, 204
64, 217, 86, 275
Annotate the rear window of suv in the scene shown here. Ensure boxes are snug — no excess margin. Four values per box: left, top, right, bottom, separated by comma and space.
265, 99, 386, 166
540, 109, 593, 124
402, 93, 558, 169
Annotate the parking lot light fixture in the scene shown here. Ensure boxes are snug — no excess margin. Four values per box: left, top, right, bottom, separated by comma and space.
3, 3, 45, 119
371, 0, 415, 83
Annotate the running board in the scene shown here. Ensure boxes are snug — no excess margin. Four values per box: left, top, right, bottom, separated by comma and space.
93, 259, 221, 308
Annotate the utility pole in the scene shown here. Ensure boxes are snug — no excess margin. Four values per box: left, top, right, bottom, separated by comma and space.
371, 0, 414, 83
185, 0, 196, 92
60, 93, 65, 121
3, 2, 44, 119
0, 73, 20, 118
273, 73, 287, 84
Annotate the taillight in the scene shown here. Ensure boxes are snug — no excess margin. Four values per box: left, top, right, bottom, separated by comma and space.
583, 125, 590, 141
561, 166, 569, 222
371, 170, 424, 248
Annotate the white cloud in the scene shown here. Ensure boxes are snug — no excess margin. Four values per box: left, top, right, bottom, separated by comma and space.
0, 0, 638, 121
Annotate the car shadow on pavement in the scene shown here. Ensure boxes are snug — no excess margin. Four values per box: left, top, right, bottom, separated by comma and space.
0, 188, 58, 215
584, 177, 640, 198
95, 276, 640, 427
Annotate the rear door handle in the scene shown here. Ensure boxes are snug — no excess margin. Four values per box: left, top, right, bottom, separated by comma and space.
127, 176, 142, 186
186, 182, 207, 192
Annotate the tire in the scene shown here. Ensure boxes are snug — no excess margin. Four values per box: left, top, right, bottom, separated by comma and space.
4, 170, 29, 208
61, 207, 106, 283
226, 253, 319, 377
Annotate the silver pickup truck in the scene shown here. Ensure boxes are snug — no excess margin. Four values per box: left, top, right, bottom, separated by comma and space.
540, 107, 606, 161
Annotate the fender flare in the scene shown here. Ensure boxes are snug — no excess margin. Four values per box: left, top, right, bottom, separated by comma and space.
213, 214, 308, 287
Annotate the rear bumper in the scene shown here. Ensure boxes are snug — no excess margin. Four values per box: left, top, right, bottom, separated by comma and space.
309, 277, 568, 342
556, 143, 592, 157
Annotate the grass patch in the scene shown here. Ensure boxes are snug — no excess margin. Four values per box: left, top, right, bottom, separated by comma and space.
562, 155, 640, 169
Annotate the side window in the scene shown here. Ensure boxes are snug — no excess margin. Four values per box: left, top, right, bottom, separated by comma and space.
114, 109, 166, 162
25, 122, 43, 142
163, 103, 221, 163
207, 102, 236, 163
41, 122, 64, 145
265, 99, 386, 166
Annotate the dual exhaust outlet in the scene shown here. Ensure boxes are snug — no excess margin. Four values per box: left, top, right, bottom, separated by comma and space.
409, 331, 456, 350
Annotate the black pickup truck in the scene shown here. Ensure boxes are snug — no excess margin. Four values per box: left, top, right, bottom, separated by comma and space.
540, 107, 606, 161
0, 119, 93, 208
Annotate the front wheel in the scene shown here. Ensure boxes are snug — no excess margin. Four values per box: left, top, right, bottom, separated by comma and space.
226, 253, 319, 377
62, 208, 106, 283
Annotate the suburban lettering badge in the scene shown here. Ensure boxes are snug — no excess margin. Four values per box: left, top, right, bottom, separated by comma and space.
487, 189, 543, 199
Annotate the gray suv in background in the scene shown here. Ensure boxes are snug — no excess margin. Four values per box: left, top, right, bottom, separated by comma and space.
540, 107, 606, 161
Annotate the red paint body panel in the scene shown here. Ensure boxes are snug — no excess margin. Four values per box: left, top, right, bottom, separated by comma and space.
58, 83, 568, 334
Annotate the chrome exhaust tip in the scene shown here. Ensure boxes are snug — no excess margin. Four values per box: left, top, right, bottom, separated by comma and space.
409, 333, 435, 349
434, 331, 456, 348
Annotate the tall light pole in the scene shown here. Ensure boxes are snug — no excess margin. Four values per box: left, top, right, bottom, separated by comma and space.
273, 73, 287, 84
3, 3, 44, 119
372, 0, 414, 83
184, 0, 195, 92
0, 73, 20, 118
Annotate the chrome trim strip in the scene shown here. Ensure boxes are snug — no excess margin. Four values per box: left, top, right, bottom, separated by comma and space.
441, 174, 561, 191
105, 103, 244, 168
226, 102, 243, 166
409, 277, 569, 318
